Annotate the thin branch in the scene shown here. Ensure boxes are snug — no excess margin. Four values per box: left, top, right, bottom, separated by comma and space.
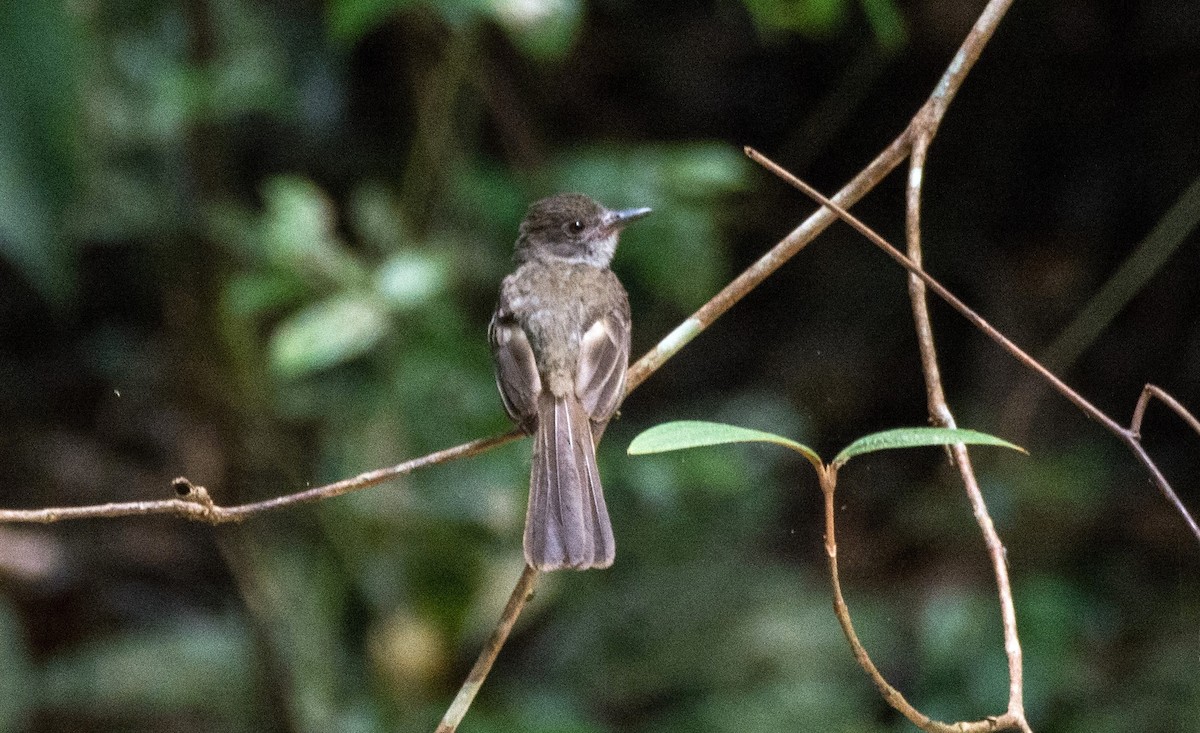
0, 133, 924, 526
627, 3, 1019, 394
747, 147, 1122, 434
435, 565, 540, 733
1132, 384, 1200, 439
948, 445, 1030, 733
745, 147, 1200, 546
906, 131, 1031, 733
625, 129, 915, 393
1041, 176, 1200, 377
924, 0, 1017, 122
1002, 174, 1200, 439
905, 134, 948, 418
0, 431, 522, 524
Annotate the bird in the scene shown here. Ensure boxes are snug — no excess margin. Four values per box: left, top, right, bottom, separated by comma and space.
489, 193, 651, 570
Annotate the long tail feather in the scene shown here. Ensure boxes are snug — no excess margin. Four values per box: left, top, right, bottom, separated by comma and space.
524, 394, 615, 570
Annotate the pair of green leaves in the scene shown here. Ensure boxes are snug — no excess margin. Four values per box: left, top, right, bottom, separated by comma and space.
628, 421, 1024, 472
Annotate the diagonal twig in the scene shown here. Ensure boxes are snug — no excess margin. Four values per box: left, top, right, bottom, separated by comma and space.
435, 565, 540, 733
1132, 384, 1200, 439
746, 147, 1200, 546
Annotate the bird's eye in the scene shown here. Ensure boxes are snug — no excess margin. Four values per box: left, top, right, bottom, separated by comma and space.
567, 220, 585, 234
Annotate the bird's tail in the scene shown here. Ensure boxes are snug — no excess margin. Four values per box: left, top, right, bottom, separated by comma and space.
524, 392, 615, 570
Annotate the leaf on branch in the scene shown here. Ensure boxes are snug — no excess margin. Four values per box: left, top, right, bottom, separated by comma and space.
627, 420, 822, 468
831, 427, 1026, 469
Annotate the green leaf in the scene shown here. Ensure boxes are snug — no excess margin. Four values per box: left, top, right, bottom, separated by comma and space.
374, 250, 450, 310
662, 143, 752, 196
743, 0, 849, 40
327, 0, 414, 44
262, 176, 367, 287
270, 293, 390, 378
487, 0, 584, 60
224, 272, 308, 321
832, 427, 1026, 468
328, 0, 501, 43
628, 420, 822, 467
348, 183, 412, 255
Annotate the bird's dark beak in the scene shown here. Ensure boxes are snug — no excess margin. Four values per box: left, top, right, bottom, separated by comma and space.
603, 207, 653, 232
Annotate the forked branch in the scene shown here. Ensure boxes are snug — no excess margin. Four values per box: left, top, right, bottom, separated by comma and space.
746, 142, 1198, 731
744, 148, 1200, 546
1133, 384, 1200, 439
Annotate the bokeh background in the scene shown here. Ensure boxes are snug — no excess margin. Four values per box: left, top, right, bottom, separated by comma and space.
1, 0, 1198, 731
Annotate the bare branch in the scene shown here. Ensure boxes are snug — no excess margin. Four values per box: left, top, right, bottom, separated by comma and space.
1042, 177, 1200, 378
747, 148, 1121, 433
0, 431, 522, 524
899, 3, 1032, 719
0, 129, 915, 527
923, 0, 1018, 123
1002, 175, 1200, 439
904, 133, 1026, 728
2, 0, 1021, 529
1132, 384, 1200, 439
436, 565, 540, 733
906, 132, 1031, 733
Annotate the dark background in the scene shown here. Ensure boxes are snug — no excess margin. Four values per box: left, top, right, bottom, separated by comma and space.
0, 0, 1197, 731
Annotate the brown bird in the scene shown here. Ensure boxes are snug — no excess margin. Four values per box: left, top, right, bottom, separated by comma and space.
489, 193, 651, 570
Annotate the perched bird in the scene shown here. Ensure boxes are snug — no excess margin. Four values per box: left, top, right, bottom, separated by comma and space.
489, 193, 651, 570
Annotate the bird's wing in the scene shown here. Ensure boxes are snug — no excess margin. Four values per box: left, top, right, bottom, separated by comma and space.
576, 309, 630, 426
489, 307, 541, 429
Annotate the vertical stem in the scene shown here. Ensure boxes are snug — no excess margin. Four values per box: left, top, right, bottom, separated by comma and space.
905, 133, 949, 420
906, 130, 1031, 732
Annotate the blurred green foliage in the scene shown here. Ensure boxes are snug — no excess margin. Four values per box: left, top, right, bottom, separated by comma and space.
0, 596, 32, 729
1, 0, 1198, 732
743, 0, 906, 50
0, 2, 82, 306
329, 0, 585, 58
